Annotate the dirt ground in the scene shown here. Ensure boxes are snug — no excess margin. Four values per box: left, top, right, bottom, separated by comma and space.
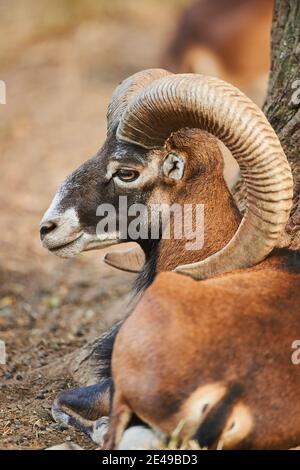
0, 0, 180, 449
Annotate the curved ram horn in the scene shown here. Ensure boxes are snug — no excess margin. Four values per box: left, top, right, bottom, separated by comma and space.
104, 246, 145, 273
107, 69, 171, 135
117, 73, 293, 280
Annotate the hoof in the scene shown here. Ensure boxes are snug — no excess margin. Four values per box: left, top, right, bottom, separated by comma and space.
52, 381, 111, 445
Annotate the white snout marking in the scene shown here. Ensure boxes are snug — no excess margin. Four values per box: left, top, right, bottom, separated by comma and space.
41, 207, 81, 248
41, 189, 83, 255
41, 189, 66, 223
42, 188, 121, 258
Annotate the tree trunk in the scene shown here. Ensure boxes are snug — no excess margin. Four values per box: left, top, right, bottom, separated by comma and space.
234, 0, 300, 249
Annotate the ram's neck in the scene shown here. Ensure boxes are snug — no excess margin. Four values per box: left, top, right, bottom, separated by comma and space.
156, 178, 241, 272
134, 177, 241, 292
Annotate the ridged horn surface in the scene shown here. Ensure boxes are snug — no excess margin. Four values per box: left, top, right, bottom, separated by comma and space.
104, 246, 145, 273
117, 74, 293, 279
107, 69, 171, 135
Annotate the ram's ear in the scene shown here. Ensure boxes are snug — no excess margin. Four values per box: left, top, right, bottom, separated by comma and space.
162, 153, 185, 181
104, 246, 145, 273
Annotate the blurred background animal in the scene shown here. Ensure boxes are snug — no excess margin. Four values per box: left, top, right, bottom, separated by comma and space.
164, 0, 273, 107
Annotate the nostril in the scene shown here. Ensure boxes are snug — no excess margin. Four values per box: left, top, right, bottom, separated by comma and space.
40, 221, 57, 240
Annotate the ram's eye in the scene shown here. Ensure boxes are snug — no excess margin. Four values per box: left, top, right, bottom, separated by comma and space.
116, 169, 139, 182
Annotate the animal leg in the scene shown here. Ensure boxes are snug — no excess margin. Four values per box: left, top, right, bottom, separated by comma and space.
103, 394, 132, 450
52, 379, 111, 445
52, 321, 122, 443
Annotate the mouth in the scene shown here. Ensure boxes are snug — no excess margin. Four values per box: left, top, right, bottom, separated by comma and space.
48, 233, 120, 258
48, 233, 84, 257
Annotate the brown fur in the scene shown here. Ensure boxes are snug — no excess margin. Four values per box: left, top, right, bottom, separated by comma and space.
104, 129, 300, 450
157, 129, 241, 271
45, 128, 242, 437
105, 251, 300, 449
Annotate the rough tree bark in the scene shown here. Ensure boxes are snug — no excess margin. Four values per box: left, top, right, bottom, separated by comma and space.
234, 0, 300, 249
39, 0, 300, 385
265, 0, 300, 249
